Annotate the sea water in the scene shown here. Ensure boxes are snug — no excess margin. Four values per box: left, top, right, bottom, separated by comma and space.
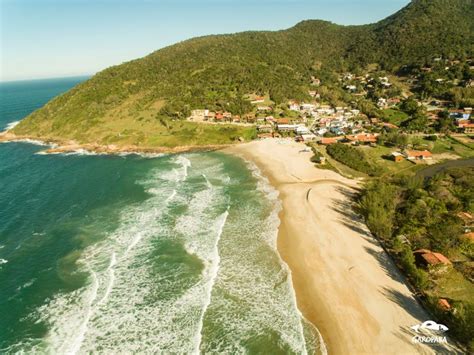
0, 78, 323, 353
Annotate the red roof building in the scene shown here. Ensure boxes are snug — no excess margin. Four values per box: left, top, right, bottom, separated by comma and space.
414, 249, 452, 267
275, 118, 290, 125
404, 150, 433, 160
320, 137, 344, 145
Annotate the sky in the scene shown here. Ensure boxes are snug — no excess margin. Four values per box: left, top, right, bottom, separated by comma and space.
0, 0, 410, 82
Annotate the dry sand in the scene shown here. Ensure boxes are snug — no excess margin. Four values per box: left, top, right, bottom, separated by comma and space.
226, 139, 460, 355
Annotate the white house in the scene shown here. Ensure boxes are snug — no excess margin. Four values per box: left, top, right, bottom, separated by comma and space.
277, 124, 299, 132
301, 103, 316, 111
295, 126, 311, 135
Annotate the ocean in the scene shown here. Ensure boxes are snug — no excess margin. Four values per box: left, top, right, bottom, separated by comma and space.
0, 77, 323, 354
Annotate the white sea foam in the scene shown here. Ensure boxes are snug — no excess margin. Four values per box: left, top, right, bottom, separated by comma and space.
196, 157, 324, 354
19, 155, 233, 354
193, 210, 229, 354
117, 152, 166, 159
202, 174, 212, 189
5, 120, 20, 130
0, 258, 8, 265
16, 278, 36, 292
12, 153, 322, 354
176, 155, 192, 181
11, 139, 58, 148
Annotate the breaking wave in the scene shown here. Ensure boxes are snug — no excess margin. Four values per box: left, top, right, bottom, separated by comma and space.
4, 153, 323, 354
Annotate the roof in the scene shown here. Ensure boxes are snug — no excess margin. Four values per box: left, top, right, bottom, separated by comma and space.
321, 137, 344, 145
457, 211, 474, 224
414, 249, 451, 266
462, 232, 474, 241
437, 299, 451, 311
346, 134, 378, 143
405, 150, 432, 158
391, 152, 404, 157
276, 118, 290, 124
382, 122, 399, 129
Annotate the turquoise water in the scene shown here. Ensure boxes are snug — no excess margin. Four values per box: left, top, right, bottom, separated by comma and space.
0, 78, 322, 353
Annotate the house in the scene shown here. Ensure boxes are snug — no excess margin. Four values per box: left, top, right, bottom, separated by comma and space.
320, 136, 344, 145
244, 113, 255, 123
382, 122, 399, 130
301, 134, 317, 142
295, 126, 311, 135
251, 96, 265, 104
315, 128, 328, 136
449, 110, 471, 120
404, 150, 433, 160
391, 152, 405, 162
461, 123, 474, 134
288, 101, 300, 111
223, 112, 232, 120
275, 118, 290, 125
308, 90, 318, 97
311, 77, 321, 86
345, 133, 378, 145
461, 232, 474, 242
190, 109, 207, 120
257, 125, 273, 133
206, 111, 216, 120
377, 98, 388, 108
257, 106, 272, 112
215, 112, 224, 121
301, 103, 316, 111
457, 212, 474, 230
277, 124, 299, 132
414, 249, 452, 269
388, 98, 401, 107
437, 299, 451, 312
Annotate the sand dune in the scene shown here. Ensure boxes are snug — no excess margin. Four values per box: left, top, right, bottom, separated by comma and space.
226, 139, 460, 355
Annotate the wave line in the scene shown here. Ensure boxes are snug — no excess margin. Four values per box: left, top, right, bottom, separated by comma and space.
193, 209, 229, 354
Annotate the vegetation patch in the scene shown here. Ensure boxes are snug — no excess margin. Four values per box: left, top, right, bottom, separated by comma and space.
359, 167, 474, 350
327, 143, 383, 176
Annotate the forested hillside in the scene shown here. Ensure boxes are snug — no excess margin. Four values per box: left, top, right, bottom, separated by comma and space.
12, 0, 474, 146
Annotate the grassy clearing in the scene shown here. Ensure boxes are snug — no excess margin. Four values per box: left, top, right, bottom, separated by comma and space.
381, 109, 409, 126
429, 268, 474, 304
356, 145, 417, 175
430, 136, 474, 158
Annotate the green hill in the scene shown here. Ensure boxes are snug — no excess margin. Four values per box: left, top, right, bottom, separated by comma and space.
13, 0, 474, 148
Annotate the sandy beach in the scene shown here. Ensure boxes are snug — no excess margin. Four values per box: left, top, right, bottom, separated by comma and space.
226, 139, 459, 355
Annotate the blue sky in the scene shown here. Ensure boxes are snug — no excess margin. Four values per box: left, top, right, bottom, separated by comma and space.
0, 0, 410, 82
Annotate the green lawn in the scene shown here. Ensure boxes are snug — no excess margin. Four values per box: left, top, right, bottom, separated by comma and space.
381, 109, 409, 126
430, 137, 474, 158
429, 268, 474, 305
356, 145, 418, 176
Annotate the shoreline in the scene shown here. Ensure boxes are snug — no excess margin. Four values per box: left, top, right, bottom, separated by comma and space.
225, 139, 457, 355
0, 131, 230, 155
1, 130, 461, 353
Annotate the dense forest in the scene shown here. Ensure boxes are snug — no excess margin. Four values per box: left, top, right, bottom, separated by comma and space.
13, 0, 474, 144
